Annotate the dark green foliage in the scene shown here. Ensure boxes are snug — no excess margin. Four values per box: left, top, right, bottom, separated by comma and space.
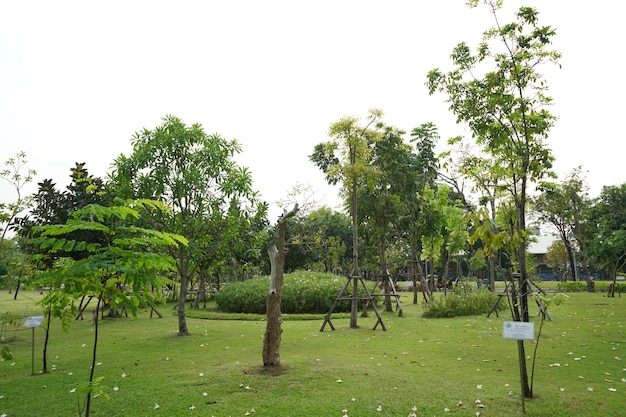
422, 289, 502, 318
215, 271, 368, 314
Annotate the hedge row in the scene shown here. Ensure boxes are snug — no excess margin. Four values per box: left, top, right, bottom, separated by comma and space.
214, 271, 373, 314
422, 289, 503, 318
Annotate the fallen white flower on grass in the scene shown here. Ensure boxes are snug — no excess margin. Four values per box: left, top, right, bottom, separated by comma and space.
70, 388, 76, 393
121, 372, 127, 378
608, 388, 617, 392
336, 379, 342, 383
154, 403, 159, 409
476, 384, 483, 389
202, 392, 208, 397
113, 386, 119, 392
189, 405, 196, 410
559, 388, 565, 392
587, 387, 594, 391
198, 372, 204, 377
444, 407, 450, 412
376, 405, 382, 411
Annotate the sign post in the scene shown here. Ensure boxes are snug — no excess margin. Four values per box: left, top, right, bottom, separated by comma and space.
503, 321, 534, 414
23, 316, 45, 375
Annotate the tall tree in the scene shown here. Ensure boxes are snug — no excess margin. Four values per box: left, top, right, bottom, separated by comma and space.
402, 123, 440, 303
310, 109, 382, 328
586, 183, 626, 296
535, 167, 592, 289
110, 115, 267, 335
358, 123, 419, 312
427, 1, 560, 398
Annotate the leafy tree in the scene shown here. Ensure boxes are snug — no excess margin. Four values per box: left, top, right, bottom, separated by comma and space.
545, 239, 568, 280
310, 109, 382, 328
1, 151, 36, 254
31, 200, 186, 417
358, 123, 420, 312
110, 115, 267, 335
535, 167, 592, 289
401, 123, 440, 303
586, 183, 626, 296
427, 1, 560, 398
287, 207, 351, 273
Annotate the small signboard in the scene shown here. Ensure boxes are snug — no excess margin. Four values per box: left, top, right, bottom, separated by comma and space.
503, 321, 534, 340
23, 316, 45, 329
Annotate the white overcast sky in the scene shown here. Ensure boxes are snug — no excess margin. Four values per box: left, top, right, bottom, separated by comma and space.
1, 1, 623, 221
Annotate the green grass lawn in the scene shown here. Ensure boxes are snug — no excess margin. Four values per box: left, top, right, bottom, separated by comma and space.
1, 289, 624, 417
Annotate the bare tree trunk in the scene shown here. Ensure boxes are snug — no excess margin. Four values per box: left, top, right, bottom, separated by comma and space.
262, 204, 298, 367
263, 246, 282, 366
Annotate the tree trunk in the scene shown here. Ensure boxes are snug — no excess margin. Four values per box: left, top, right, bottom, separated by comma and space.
263, 246, 282, 366
177, 274, 189, 336
379, 243, 392, 312
262, 203, 298, 367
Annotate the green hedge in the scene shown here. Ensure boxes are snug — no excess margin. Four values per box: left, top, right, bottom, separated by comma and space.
215, 271, 372, 314
422, 289, 503, 318
557, 281, 626, 293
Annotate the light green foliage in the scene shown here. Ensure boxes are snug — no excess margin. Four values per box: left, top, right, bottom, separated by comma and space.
32, 200, 187, 317
0, 151, 36, 252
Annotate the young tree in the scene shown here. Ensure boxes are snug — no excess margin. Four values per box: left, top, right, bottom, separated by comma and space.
31, 200, 186, 417
110, 115, 267, 335
1, 152, 36, 254
310, 109, 382, 328
427, 1, 560, 398
358, 123, 420, 312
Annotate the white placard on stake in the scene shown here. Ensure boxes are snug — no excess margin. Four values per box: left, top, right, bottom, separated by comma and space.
23, 316, 45, 328
502, 321, 534, 340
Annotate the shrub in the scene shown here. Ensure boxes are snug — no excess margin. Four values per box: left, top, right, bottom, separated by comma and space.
557, 281, 588, 292
214, 271, 372, 314
422, 289, 503, 318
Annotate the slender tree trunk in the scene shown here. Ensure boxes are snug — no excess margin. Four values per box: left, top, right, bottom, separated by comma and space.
42, 307, 52, 373
177, 274, 189, 335
379, 242, 392, 312
346, 174, 360, 328
85, 293, 103, 417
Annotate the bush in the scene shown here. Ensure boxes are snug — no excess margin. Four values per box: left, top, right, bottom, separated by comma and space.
422, 289, 503, 318
593, 281, 626, 294
557, 281, 588, 292
214, 271, 372, 314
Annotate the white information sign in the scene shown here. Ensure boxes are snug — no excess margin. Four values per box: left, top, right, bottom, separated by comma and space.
23, 316, 45, 328
502, 321, 534, 340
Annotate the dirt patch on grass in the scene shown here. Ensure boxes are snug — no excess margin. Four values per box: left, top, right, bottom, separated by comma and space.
247, 364, 291, 376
